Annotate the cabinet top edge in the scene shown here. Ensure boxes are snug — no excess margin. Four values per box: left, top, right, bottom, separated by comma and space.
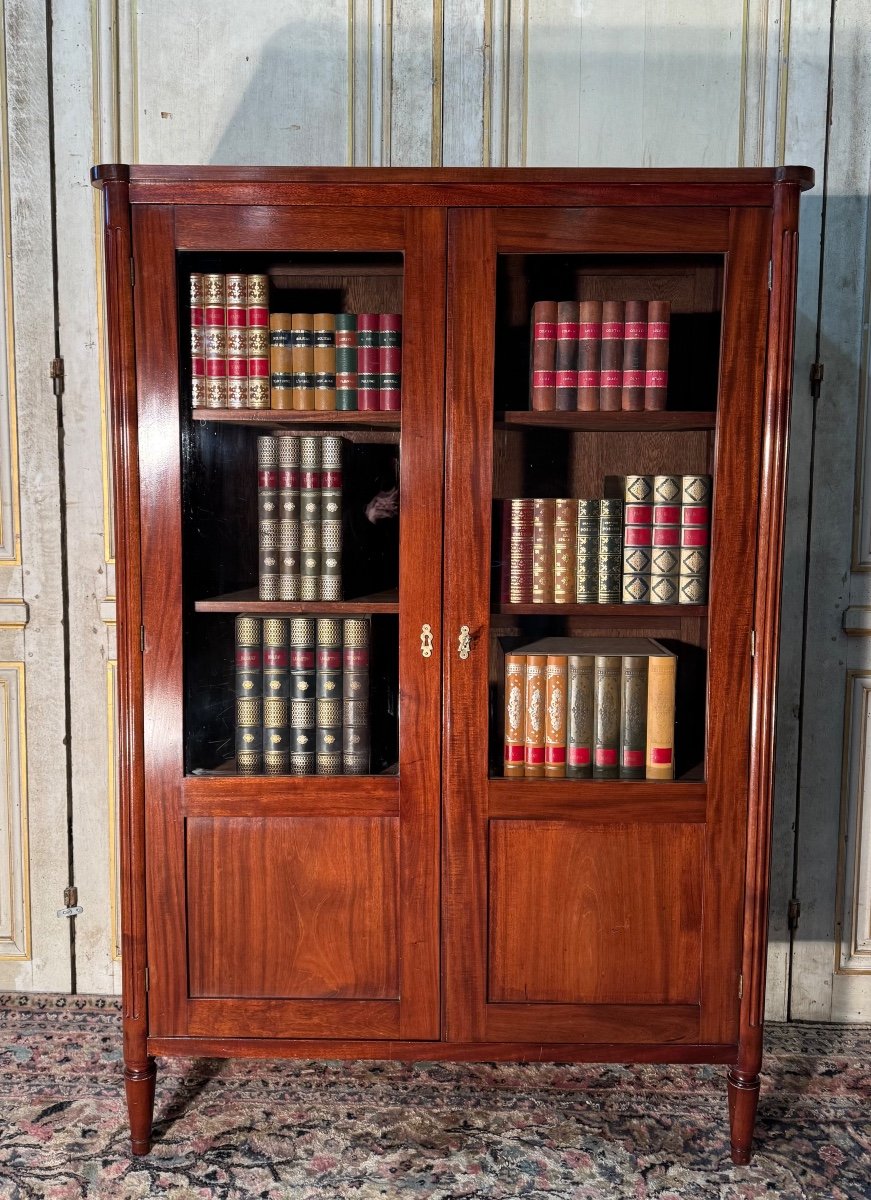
90, 163, 815, 193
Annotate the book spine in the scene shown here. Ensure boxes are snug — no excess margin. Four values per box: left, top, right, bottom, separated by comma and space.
620, 654, 649, 780
622, 474, 653, 604
357, 313, 380, 410
246, 275, 270, 409
593, 654, 621, 779
316, 619, 343, 774
599, 300, 625, 412
313, 313, 337, 411
553, 498, 578, 603
523, 654, 546, 778
300, 436, 322, 602
203, 273, 227, 409
291, 313, 315, 411
506, 497, 534, 603
646, 653, 676, 780
235, 615, 263, 775
335, 313, 358, 410
379, 313, 402, 411
262, 618, 290, 774
532, 498, 555, 603
567, 654, 594, 779
555, 301, 580, 411
190, 273, 205, 408
289, 618, 316, 774
225, 274, 248, 409
680, 474, 712, 604
644, 299, 670, 411
503, 652, 527, 777
343, 618, 370, 774
530, 300, 558, 411
544, 654, 568, 779
278, 434, 301, 601
621, 299, 647, 411
597, 498, 623, 604
576, 300, 602, 412
575, 498, 600, 603
257, 436, 279, 601
650, 475, 681, 604
320, 435, 343, 601
269, 314, 294, 410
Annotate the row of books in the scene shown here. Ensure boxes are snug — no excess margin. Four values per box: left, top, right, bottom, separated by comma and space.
503, 638, 676, 780
236, 616, 370, 776
190, 273, 270, 409
270, 313, 401, 411
530, 299, 670, 412
499, 474, 710, 606
258, 434, 342, 602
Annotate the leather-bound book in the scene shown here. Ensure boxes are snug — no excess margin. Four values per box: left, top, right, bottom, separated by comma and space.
246, 275, 270, 409
278, 434, 301, 601
335, 313, 358, 410
320, 435, 343, 600
203, 273, 227, 409
235, 615, 262, 775
597, 498, 623, 604
599, 300, 625, 411
620, 654, 649, 779
646, 647, 677, 780
379, 313, 402, 411
262, 618, 290, 775
679, 473, 711, 604
532, 498, 555, 603
544, 654, 568, 779
577, 300, 602, 411
503, 651, 526, 777
555, 301, 580, 411
621, 474, 653, 604
291, 313, 315, 411
506, 498, 534, 603
316, 619, 343, 774
300, 436, 322, 602
343, 618, 370, 774
257, 435, 279, 601
644, 299, 670, 410
650, 475, 681, 604
313, 313, 337, 411
269, 313, 293, 410
289, 618, 316, 774
567, 652, 594, 778
575, 498, 600, 603
593, 653, 621, 779
523, 653, 546, 778
620, 299, 647, 411
225, 274, 248, 409
553, 499, 578, 603
357, 313, 380, 410
530, 300, 557, 410
190, 273, 205, 408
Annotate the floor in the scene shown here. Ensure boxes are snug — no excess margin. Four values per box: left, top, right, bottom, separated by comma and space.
0, 995, 868, 1199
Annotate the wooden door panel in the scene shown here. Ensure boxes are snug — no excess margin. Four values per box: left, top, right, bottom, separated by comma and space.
187, 816, 399, 999
488, 821, 703, 1005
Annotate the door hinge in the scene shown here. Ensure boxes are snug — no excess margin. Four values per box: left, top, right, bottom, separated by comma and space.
140, 625, 146, 653
750, 629, 756, 658
49, 357, 65, 397
767, 260, 773, 290
144, 967, 149, 992
130, 257, 135, 288
810, 361, 824, 401
57, 886, 83, 919
738, 973, 744, 999
788, 897, 801, 931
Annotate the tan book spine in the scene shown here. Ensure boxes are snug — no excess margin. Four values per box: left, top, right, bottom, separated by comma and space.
544, 655, 568, 778
504, 653, 527, 777
532, 498, 555, 603
646, 653, 676, 780
523, 654, 547, 778
269, 314, 294, 410
313, 313, 337, 411
553, 498, 578, 603
291, 313, 315, 411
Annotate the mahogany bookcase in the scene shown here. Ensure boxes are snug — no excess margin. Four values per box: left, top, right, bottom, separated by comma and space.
92, 164, 812, 1163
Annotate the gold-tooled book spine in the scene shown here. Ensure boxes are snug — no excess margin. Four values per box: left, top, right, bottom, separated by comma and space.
343, 618, 370, 774
530, 300, 557, 411
651, 474, 681, 604
567, 654, 594, 778
553, 499, 578, 603
644, 299, 670, 411
203, 272, 227, 409
257, 436, 279, 601
246, 274, 270, 409
235, 615, 262, 775
190, 273, 205, 409
593, 654, 621, 780
278, 434, 301, 601
225, 273, 248, 409
313, 313, 337, 411
269, 314, 294, 410
679, 473, 711, 605
544, 654, 568, 779
646, 653, 676, 780
620, 654, 649, 780
622, 474, 653, 604
597, 498, 623, 604
523, 654, 547, 778
503, 652, 526, 778
532, 499, 555, 603
575, 499, 600, 603
262, 618, 290, 774
291, 313, 315, 411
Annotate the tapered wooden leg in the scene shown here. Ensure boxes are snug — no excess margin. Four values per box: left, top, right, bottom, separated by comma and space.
125, 1057, 157, 1155
727, 1069, 760, 1164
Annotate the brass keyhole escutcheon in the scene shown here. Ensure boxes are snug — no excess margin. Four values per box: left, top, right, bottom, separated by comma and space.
420, 624, 434, 658
458, 625, 471, 660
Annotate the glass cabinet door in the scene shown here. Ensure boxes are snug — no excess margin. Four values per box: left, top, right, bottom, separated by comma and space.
133, 202, 444, 1041
442, 204, 771, 1047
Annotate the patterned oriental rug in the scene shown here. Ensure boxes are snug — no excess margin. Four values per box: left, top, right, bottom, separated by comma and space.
0, 996, 868, 1200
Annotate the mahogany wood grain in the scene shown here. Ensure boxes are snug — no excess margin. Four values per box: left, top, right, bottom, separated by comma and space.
488, 781, 706, 823
495, 208, 729, 253
193, 588, 399, 614
496, 411, 716, 431
484, 1005, 700, 1045
187, 999, 400, 1040
191, 410, 400, 430
182, 773, 399, 818
175, 206, 407, 251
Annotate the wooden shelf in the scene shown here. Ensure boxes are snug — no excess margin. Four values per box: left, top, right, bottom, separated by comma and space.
492, 602, 707, 618
191, 409, 400, 430
495, 410, 716, 432
194, 588, 399, 614
488, 777, 706, 823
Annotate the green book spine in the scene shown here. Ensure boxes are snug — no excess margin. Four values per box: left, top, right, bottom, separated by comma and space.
335, 312, 358, 410
620, 654, 649, 779
593, 654, 621, 779
567, 653, 594, 778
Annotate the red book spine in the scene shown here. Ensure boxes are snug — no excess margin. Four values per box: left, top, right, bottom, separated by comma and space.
644, 299, 671, 410
190, 273, 205, 408
555, 301, 580, 411
357, 313, 380, 411
246, 275, 270, 409
599, 300, 625, 412
576, 300, 602, 411
203, 273, 227, 409
225, 274, 248, 409
379, 313, 402, 411
530, 301, 558, 411
679, 474, 712, 604
621, 300, 647, 411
